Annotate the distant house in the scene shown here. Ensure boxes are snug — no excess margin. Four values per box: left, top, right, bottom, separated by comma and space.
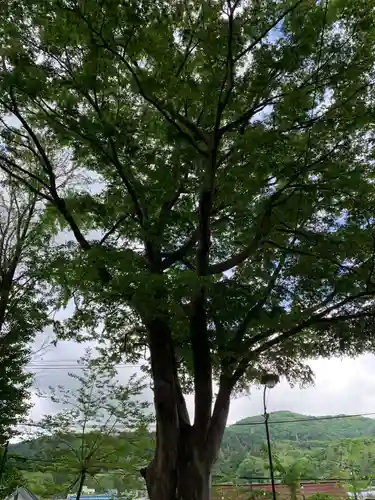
5, 487, 38, 500
348, 491, 375, 499
81, 488, 96, 496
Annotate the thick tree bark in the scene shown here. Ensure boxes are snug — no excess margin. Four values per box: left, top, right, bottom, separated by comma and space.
175, 424, 211, 500
144, 317, 180, 500
141, 363, 232, 500
144, 424, 213, 500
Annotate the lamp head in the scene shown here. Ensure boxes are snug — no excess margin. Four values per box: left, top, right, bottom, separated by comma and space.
260, 372, 280, 389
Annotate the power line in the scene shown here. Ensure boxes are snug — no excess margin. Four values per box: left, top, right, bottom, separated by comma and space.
223, 477, 369, 483
231, 412, 375, 426
26, 361, 143, 366
26, 364, 143, 370
17, 412, 375, 428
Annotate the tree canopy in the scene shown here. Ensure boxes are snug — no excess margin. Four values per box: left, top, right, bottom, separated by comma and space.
1, 0, 375, 498
0, 173, 55, 443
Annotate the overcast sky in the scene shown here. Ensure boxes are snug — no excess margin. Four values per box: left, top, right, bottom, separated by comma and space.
27, 333, 375, 426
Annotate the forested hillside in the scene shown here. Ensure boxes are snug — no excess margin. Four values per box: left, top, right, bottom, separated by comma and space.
10, 411, 375, 491
222, 411, 375, 452
213, 412, 375, 483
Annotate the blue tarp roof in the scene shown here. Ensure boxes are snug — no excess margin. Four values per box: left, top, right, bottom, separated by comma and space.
67, 496, 114, 500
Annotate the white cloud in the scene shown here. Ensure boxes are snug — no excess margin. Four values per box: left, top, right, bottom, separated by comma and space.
28, 336, 375, 427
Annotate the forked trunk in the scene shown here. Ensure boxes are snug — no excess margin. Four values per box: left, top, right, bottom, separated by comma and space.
143, 311, 232, 500
143, 428, 212, 500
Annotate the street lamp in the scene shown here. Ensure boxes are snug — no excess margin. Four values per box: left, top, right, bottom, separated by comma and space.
260, 373, 280, 500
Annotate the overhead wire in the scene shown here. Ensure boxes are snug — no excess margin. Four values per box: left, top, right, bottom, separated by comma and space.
231, 411, 375, 426
27, 364, 143, 370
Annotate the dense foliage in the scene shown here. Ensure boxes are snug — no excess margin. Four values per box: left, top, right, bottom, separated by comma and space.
1, 0, 375, 498
216, 412, 375, 484
0, 175, 54, 443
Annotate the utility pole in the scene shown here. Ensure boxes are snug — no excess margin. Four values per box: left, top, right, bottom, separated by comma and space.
260, 373, 279, 500
263, 386, 277, 500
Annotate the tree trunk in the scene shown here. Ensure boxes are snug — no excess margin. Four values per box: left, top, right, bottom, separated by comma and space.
143, 428, 212, 500
75, 469, 86, 500
175, 428, 211, 500
142, 306, 233, 500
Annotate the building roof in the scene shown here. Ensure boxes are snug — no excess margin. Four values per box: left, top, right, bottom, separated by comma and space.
348, 491, 375, 498
5, 487, 38, 500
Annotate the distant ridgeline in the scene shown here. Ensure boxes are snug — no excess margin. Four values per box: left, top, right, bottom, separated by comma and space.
10, 411, 375, 486
213, 411, 375, 482
225, 411, 375, 443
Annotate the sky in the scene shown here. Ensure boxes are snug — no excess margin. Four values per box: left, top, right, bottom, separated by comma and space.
27, 333, 375, 426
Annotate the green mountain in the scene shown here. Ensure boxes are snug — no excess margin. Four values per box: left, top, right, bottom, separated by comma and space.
214, 411, 375, 482
9, 411, 375, 490
223, 411, 375, 449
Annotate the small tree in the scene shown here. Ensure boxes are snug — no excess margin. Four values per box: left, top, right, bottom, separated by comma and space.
237, 455, 267, 483
32, 351, 153, 500
332, 440, 370, 499
0, 458, 24, 499
272, 456, 314, 500
0, 174, 54, 443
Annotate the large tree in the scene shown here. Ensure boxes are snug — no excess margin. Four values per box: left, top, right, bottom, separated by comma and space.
0, 174, 54, 443
1, 0, 375, 498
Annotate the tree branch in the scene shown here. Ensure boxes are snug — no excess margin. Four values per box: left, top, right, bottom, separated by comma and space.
190, 288, 212, 432
231, 256, 285, 344
99, 215, 131, 245
0, 190, 37, 339
84, 86, 147, 229
215, 0, 240, 131
209, 135, 350, 275
0, 160, 51, 203
265, 239, 357, 275
175, 37, 199, 78
190, 145, 219, 431
206, 376, 232, 464
68, 5, 209, 155
0, 152, 53, 198
2, 94, 94, 254
366, 233, 375, 291
7, 90, 60, 193
157, 173, 188, 233
230, 291, 372, 385
160, 228, 199, 270
233, 0, 305, 63
208, 203, 273, 274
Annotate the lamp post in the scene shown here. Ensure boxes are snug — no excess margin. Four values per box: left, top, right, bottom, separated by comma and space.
260, 373, 279, 500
